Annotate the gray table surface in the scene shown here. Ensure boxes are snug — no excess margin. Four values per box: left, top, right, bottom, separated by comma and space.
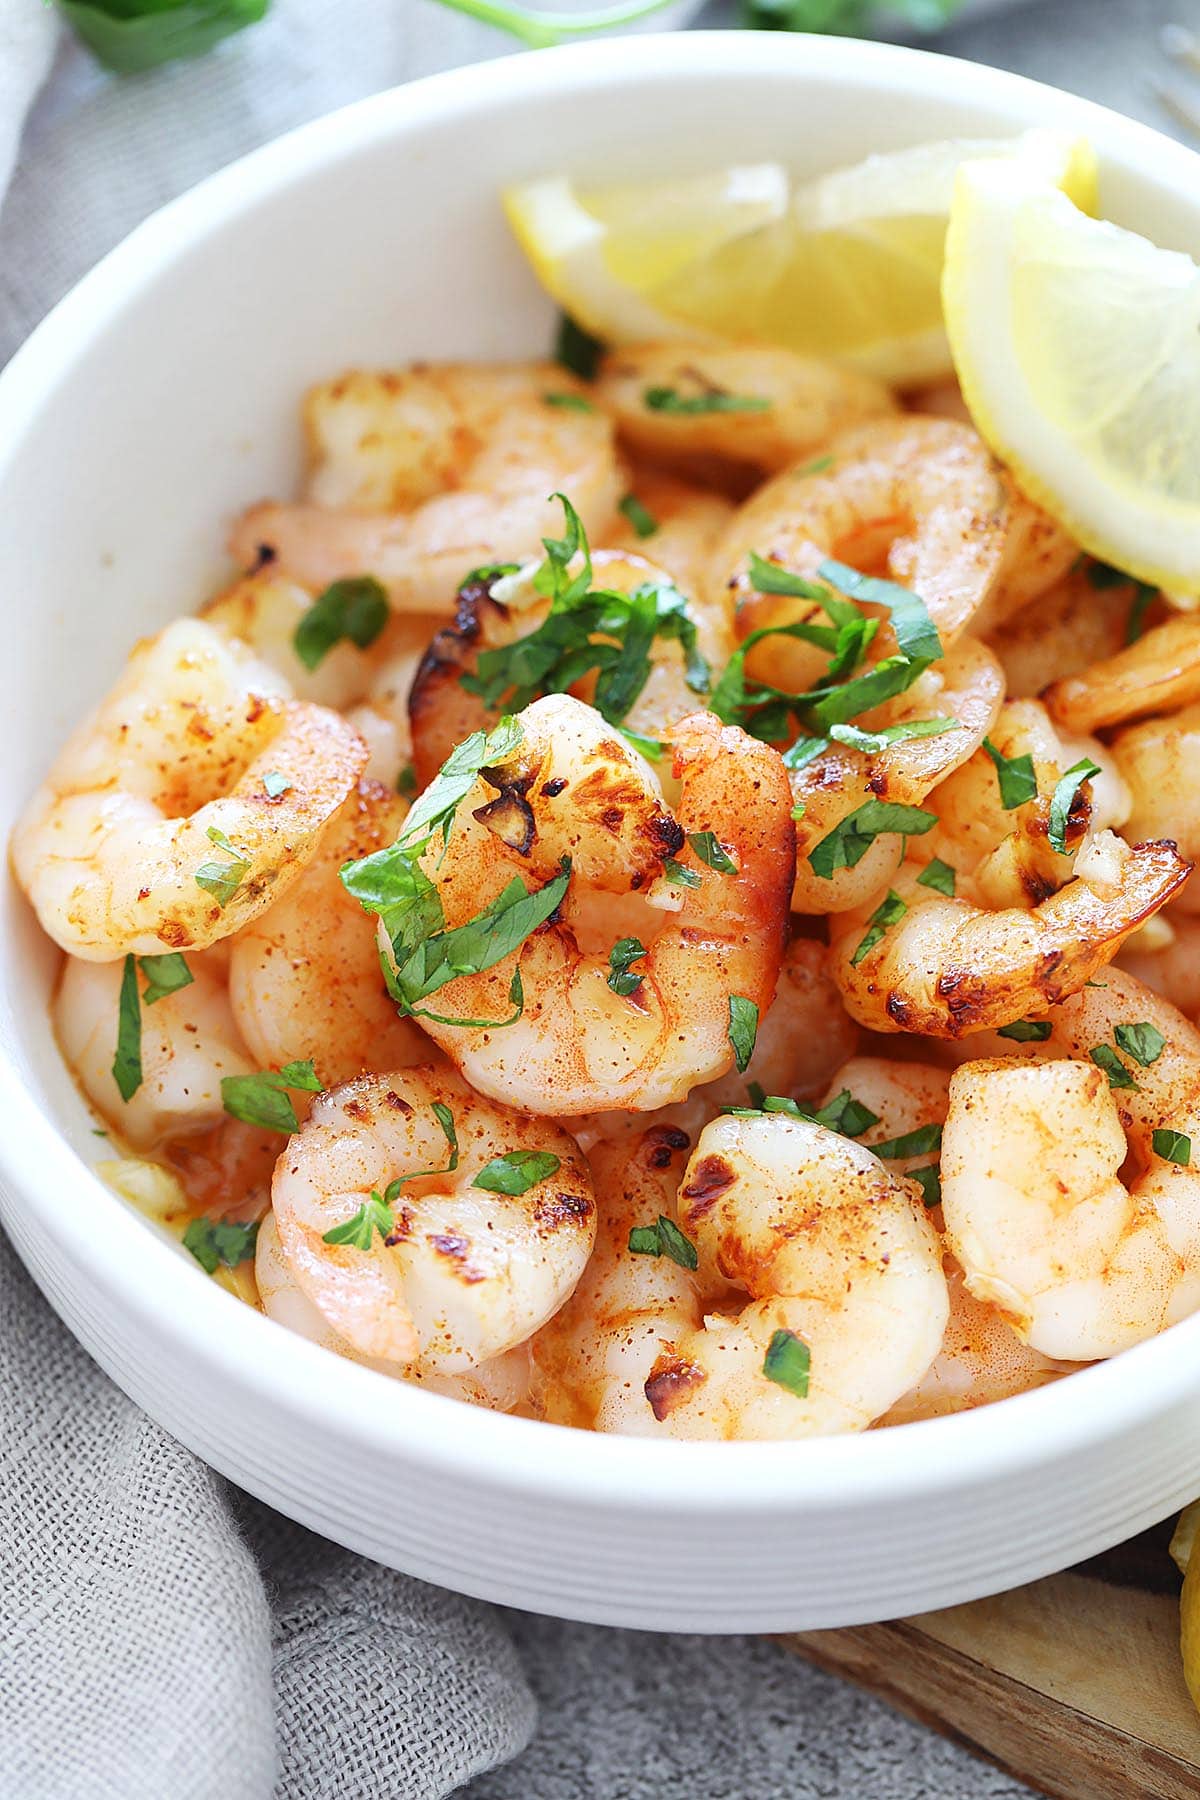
469, 5, 1200, 1798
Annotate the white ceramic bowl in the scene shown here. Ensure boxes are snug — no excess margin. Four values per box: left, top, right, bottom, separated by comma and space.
5, 33, 1200, 1634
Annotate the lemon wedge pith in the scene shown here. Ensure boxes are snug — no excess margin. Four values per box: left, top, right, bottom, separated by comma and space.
943, 156, 1200, 595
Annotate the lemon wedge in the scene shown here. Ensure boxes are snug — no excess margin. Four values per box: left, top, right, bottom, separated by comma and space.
1172, 1501, 1200, 1714
503, 132, 1094, 385
943, 156, 1200, 596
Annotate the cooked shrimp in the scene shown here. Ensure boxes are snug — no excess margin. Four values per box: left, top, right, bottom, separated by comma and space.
55, 952, 255, 1149
11, 619, 366, 959
229, 364, 622, 612
1046, 611, 1198, 735
818, 1053, 950, 1181
605, 470, 734, 595
925, 698, 1130, 910
988, 564, 1147, 700
533, 1123, 702, 1432
719, 416, 1009, 695
400, 694, 793, 1114
789, 636, 1003, 915
271, 1067, 594, 1370
408, 549, 733, 785
1120, 915, 1200, 1019
643, 1113, 947, 1439
697, 937, 859, 1110
969, 486, 1077, 633
255, 1211, 532, 1408
594, 343, 894, 488
829, 838, 1190, 1037
882, 1267, 1079, 1425
229, 779, 426, 1087
1112, 702, 1200, 915
941, 967, 1200, 1358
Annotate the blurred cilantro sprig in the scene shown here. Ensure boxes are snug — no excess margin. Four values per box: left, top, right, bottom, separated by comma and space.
430, 0, 963, 41
56, 0, 268, 73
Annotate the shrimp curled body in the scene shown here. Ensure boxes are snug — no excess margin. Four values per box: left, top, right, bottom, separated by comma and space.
270, 1067, 595, 1371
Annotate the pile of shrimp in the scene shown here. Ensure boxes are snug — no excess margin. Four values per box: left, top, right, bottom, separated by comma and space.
16, 336, 1200, 1441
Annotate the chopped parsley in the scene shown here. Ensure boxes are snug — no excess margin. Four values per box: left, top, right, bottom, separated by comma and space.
397, 763, 418, 799
607, 936, 648, 997
851, 889, 906, 967
138, 952, 193, 1006
618, 493, 659, 539
808, 800, 937, 878
687, 830, 737, 874
982, 738, 1038, 810
870, 1122, 943, 1159
829, 717, 956, 755
111, 955, 143, 1103
322, 1103, 459, 1246
997, 1019, 1052, 1043
728, 1089, 880, 1139
262, 770, 292, 800
555, 311, 604, 381
916, 858, 957, 897
1114, 1022, 1166, 1067
1153, 1129, 1191, 1167
628, 1214, 699, 1270
643, 385, 770, 415
663, 857, 701, 889
293, 576, 389, 672
182, 1216, 260, 1275
1048, 756, 1100, 856
909, 1165, 942, 1208
221, 1059, 324, 1134
728, 995, 759, 1074
194, 826, 251, 908
542, 391, 596, 412
1089, 1044, 1136, 1091
762, 1328, 810, 1398
474, 1149, 561, 1195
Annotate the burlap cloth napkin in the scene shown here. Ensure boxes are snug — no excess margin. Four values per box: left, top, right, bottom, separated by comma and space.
5, 0, 1157, 1791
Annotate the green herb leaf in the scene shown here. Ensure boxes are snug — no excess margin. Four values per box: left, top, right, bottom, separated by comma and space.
555, 312, 604, 380
799, 453, 834, 475
618, 493, 659, 539
397, 716, 524, 854
762, 1327, 810, 1398
1114, 1022, 1167, 1067
745, 553, 831, 603
320, 1191, 397, 1251
294, 576, 389, 672
908, 1164, 942, 1208
262, 770, 292, 799
817, 558, 943, 664
811, 1089, 879, 1137
643, 385, 770, 415
728, 995, 759, 1073
1048, 756, 1101, 856
983, 738, 1038, 810
397, 763, 418, 799
543, 391, 596, 412
390, 861, 571, 1014
628, 1215, 699, 1271
687, 830, 737, 874
808, 800, 937, 877
1089, 1044, 1136, 1090
1153, 1128, 1192, 1167
663, 857, 701, 889
221, 1059, 324, 1135
194, 825, 250, 908
112, 953, 143, 1103
607, 936, 648, 997
997, 1019, 1052, 1043
870, 1122, 943, 1159
829, 717, 956, 756
1126, 585, 1158, 644
138, 952, 193, 1006
916, 857, 957, 897
473, 1149, 562, 1195
182, 1215, 260, 1275
58, 0, 268, 76
851, 889, 907, 967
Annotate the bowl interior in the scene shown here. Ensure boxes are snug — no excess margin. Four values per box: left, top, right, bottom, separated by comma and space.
4, 33, 1200, 1527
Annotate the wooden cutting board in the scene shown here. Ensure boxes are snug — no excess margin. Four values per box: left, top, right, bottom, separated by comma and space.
782, 1520, 1200, 1799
